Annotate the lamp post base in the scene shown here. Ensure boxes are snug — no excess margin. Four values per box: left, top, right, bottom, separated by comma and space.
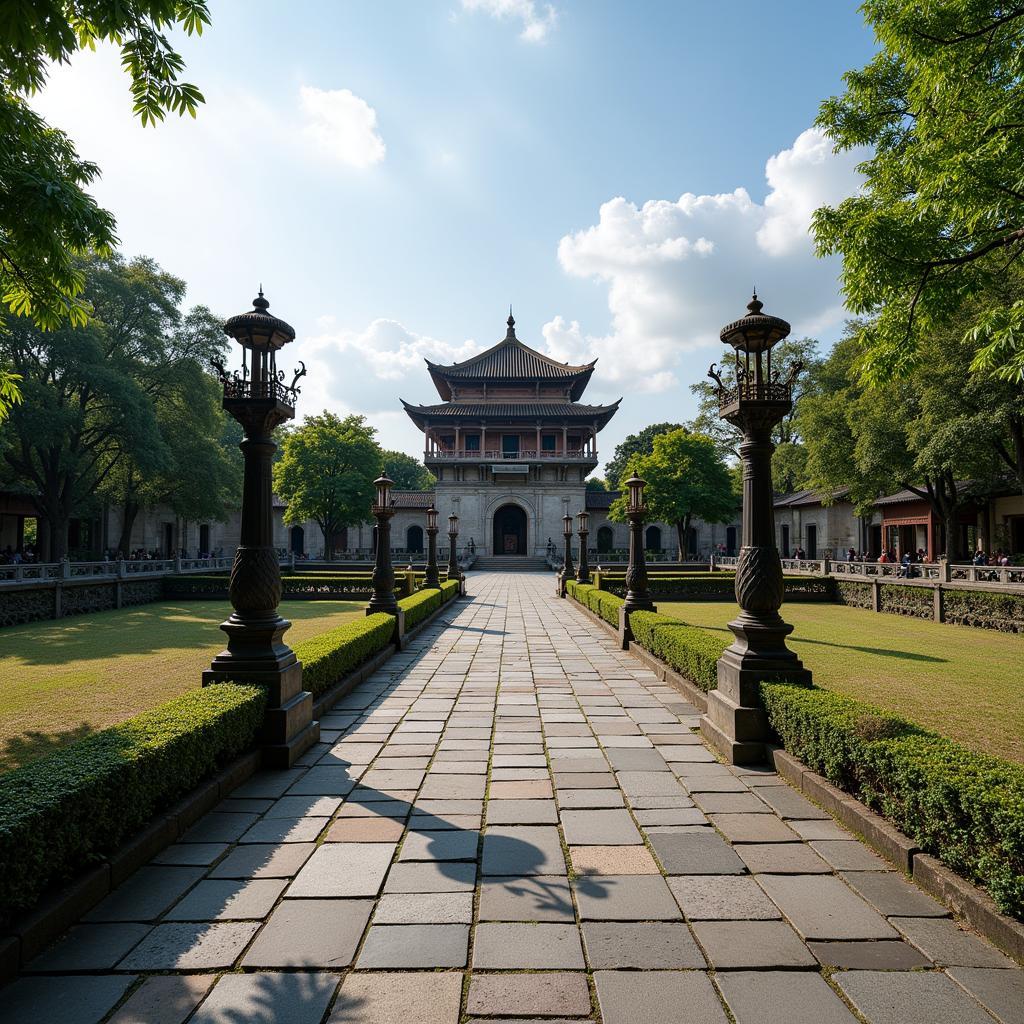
203, 613, 319, 769
700, 614, 811, 765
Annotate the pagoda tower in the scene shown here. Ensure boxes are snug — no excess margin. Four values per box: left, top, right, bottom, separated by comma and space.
402, 313, 620, 560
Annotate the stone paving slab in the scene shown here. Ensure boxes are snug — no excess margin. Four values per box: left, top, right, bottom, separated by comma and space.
10, 572, 1022, 1023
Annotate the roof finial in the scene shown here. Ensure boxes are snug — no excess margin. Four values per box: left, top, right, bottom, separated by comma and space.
747, 289, 763, 315
506, 305, 516, 337
254, 284, 269, 312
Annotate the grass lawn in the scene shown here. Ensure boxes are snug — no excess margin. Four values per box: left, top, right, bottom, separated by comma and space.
0, 600, 364, 772
659, 600, 1024, 764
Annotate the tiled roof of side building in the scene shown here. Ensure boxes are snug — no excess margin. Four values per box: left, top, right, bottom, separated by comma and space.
773, 487, 851, 508
585, 490, 620, 510
391, 490, 436, 508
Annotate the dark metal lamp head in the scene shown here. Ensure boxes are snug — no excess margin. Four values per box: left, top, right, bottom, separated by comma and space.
216, 289, 305, 410
373, 474, 394, 510
577, 510, 590, 532
562, 513, 573, 537
624, 473, 645, 512
427, 505, 438, 531
448, 513, 459, 535
712, 293, 796, 419
720, 293, 791, 354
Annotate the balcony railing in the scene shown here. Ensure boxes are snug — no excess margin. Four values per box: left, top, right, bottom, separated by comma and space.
0, 555, 278, 586
426, 449, 596, 461
714, 555, 1024, 588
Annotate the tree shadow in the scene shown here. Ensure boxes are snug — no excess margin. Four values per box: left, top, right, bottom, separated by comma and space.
1, 722, 95, 772
670, 620, 947, 663
2, 600, 366, 668
796, 637, 947, 663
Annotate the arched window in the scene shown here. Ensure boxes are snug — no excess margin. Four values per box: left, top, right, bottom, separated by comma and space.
726, 525, 737, 556
597, 526, 614, 554
289, 525, 304, 555
406, 524, 424, 553
645, 525, 662, 552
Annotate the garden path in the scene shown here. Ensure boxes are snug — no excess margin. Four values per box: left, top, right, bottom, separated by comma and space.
5, 572, 1022, 1023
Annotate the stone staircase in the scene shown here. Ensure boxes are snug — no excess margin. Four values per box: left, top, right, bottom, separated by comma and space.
470, 556, 551, 572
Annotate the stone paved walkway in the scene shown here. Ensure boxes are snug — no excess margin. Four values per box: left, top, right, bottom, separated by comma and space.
6, 572, 1023, 1024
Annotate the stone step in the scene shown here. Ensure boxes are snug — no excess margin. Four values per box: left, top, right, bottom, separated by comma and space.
471, 556, 551, 572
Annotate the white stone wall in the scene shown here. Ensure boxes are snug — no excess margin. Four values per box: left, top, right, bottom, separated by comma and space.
774, 501, 877, 558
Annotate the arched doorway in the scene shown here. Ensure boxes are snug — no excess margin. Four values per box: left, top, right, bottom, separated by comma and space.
597, 526, 614, 554
726, 525, 737, 556
290, 525, 304, 555
406, 524, 424, 554
645, 525, 662, 552
493, 504, 528, 556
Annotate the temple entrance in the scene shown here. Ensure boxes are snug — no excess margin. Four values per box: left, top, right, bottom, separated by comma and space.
290, 525, 304, 555
492, 504, 527, 556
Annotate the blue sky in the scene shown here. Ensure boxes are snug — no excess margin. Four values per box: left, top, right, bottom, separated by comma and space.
35, 0, 876, 474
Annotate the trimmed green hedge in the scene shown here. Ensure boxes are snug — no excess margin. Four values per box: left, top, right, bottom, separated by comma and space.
566, 581, 624, 626
0, 684, 266, 924
398, 579, 461, 629
597, 573, 833, 601
879, 583, 933, 620
629, 610, 730, 691
761, 681, 1024, 919
293, 614, 396, 697
834, 579, 873, 609
943, 589, 1024, 632
164, 574, 383, 600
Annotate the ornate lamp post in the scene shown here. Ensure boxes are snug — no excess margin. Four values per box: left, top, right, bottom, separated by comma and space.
424, 505, 441, 589
368, 474, 399, 615
701, 294, 811, 765
559, 512, 575, 597
203, 289, 318, 767
622, 474, 655, 616
576, 510, 591, 584
447, 513, 461, 582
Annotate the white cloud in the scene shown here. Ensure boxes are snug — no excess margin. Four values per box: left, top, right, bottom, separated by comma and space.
544, 127, 866, 396
461, 0, 558, 42
292, 317, 483, 453
299, 86, 385, 168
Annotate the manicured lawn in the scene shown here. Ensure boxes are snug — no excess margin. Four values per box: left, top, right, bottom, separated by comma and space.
659, 600, 1024, 764
0, 600, 364, 772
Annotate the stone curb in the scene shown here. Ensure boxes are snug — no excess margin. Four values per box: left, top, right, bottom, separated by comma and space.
771, 748, 1024, 964
566, 593, 710, 713
1, 747, 261, 978
0, 591, 466, 983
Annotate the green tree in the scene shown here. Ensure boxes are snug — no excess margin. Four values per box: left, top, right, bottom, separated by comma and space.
604, 423, 683, 488
273, 414, 381, 560
585, 476, 608, 491
799, 325, 1008, 558
0, 368, 21, 421
690, 336, 822, 459
101, 376, 241, 556
814, 0, 1024, 381
0, 1, 209, 332
772, 442, 811, 495
609, 429, 735, 561
382, 449, 435, 491
0, 253, 225, 559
